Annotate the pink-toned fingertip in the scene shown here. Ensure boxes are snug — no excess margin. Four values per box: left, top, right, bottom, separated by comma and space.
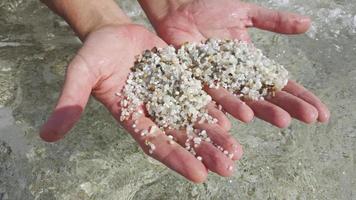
39, 126, 63, 142
276, 115, 292, 128
318, 108, 330, 123
238, 104, 254, 123
234, 144, 244, 160
295, 15, 312, 33
302, 106, 319, 124
189, 169, 208, 183
219, 119, 232, 132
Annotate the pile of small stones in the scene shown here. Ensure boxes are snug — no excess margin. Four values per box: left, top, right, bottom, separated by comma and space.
119, 39, 289, 158
178, 39, 289, 100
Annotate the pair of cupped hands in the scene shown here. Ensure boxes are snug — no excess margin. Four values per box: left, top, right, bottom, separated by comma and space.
40, 0, 329, 183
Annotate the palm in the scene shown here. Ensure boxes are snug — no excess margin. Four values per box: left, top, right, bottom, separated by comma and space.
156, 0, 252, 45
157, 0, 309, 45
40, 24, 244, 183
78, 25, 165, 109
153, 0, 330, 127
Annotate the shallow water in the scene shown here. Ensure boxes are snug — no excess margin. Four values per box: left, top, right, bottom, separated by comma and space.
0, 0, 355, 199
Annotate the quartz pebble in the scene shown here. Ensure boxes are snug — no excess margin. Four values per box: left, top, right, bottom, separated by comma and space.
178, 39, 289, 100
145, 140, 156, 154
167, 135, 174, 144
120, 46, 214, 130
228, 153, 234, 159
140, 129, 148, 137
120, 39, 289, 159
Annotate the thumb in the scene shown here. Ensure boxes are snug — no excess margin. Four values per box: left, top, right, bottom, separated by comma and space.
40, 55, 96, 142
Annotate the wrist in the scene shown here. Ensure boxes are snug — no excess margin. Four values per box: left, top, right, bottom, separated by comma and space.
41, 0, 131, 41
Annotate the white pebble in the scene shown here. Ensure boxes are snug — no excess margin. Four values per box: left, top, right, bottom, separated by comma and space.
145, 141, 156, 154
119, 39, 289, 158
140, 129, 148, 136
193, 137, 202, 145
228, 153, 234, 159
149, 125, 159, 135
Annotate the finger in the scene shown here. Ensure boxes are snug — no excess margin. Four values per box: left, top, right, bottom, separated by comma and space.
205, 86, 254, 123
120, 112, 208, 183
195, 142, 235, 176
40, 56, 96, 142
194, 123, 243, 161
207, 103, 232, 131
168, 129, 235, 177
283, 80, 330, 122
267, 91, 318, 123
246, 100, 291, 128
248, 4, 311, 34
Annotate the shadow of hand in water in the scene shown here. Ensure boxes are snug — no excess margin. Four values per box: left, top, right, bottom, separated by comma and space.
39, 105, 83, 142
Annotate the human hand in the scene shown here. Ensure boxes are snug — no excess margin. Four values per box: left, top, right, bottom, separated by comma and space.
40, 24, 244, 182
40, 0, 246, 183
139, 0, 330, 127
